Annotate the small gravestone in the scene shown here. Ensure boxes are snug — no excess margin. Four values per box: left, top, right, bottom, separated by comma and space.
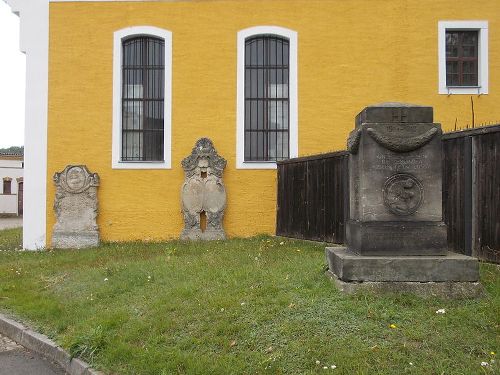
52, 165, 100, 248
326, 103, 482, 297
180, 138, 227, 240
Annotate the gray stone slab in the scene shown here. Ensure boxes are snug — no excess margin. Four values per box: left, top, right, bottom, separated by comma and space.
0, 315, 26, 343
325, 271, 484, 299
346, 220, 448, 256
52, 165, 100, 249
51, 231, 99, 249
355, 102, 433, 126
325, 247, 479, 282
20, 330, 71, 369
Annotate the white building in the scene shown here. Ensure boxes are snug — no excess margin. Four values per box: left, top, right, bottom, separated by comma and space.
0, 152, 23, 216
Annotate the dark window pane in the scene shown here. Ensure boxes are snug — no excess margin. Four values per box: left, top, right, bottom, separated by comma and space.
122, 36, 165, 161
3, 180, 11, 195
445, 30, 479, 87
244, 35, 290, 161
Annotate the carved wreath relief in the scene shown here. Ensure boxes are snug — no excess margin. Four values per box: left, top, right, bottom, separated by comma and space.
52, 165, 100, 248
180, 138, 227, 240
383, 173, 423, 216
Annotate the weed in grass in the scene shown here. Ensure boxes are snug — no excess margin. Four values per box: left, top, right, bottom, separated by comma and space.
68, 325, 107, 364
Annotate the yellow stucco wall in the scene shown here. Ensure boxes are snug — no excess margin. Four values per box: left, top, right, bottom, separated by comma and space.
47, 0, 500, 243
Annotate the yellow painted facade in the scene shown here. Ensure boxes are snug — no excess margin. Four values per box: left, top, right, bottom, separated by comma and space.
47, 0, 500, 243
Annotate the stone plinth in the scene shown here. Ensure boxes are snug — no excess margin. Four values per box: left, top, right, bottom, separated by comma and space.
326, 103, 481, 297
180, 138, 227, 240
326, 247, 479, 282
52, 165, 100, 248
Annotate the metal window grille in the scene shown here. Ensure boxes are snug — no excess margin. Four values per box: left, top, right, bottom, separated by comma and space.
122, 36, 165, 161
244, 35, 290, 162
445, 30, 478, 87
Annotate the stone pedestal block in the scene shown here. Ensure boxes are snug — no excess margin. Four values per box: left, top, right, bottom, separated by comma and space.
347, 103, 447, 256
325, 247, 479, 282
346, 220, 448, 256
52, 165, 100, 248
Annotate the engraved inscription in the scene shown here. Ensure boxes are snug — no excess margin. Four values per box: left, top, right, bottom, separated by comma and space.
383, 173, 423, 216
373, 154, 430, 171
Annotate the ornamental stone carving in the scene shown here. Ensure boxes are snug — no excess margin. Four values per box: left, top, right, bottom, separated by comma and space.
382, 173, 424, 216
52, 165, 100, 248
180, 138, 227, 240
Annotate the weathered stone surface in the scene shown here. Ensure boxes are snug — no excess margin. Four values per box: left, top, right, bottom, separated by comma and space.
325, 247, 479, 282
180, 138, 227, 240
52, 165, 99, 248
327, 103, 481, 297
354, 102, 434, 126
325, 270, 484, 299
346, 221, 448, 256
347, 102, 446, 255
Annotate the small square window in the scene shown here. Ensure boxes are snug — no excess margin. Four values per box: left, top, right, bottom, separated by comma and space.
438, 21, 488, 95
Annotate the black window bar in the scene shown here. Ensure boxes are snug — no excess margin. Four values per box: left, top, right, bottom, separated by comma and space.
244, 35, 290, 162
122, 36, 165, 162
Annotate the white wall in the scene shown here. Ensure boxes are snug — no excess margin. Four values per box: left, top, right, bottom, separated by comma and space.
0, 159, 23, 215
4, 0, 48, 249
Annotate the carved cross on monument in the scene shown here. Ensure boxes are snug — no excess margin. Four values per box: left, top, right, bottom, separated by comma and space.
391, 108, 408, 122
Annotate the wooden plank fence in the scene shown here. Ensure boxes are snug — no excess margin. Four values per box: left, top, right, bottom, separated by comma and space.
276, 151, 348, 244
442, 125, 500, 263
277, 125, 500, 263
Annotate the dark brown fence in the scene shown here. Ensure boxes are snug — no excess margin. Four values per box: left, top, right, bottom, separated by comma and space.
442, 125, 500, 263
276, 151, 348, 243
277, 125, 499, 263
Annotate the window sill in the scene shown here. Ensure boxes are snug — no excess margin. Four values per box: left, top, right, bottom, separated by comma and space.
112, 160, 171, 170
439, 86, 487, 95
236, 161, 278, 170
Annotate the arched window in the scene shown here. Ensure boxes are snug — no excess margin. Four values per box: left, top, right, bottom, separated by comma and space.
122, 36, 164, 161
113, 27, 172, 169
237, 27, 297, 169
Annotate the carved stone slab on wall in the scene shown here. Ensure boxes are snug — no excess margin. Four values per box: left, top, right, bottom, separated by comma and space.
52, 165, 100, 248
180, 138, 227, 240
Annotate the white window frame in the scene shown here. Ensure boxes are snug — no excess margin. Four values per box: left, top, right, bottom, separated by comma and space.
236, 26, 298, 170
438, 21, 488, 95
112, 26, 172, 169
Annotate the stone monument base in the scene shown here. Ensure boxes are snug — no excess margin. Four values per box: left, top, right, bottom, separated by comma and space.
52, 231, 99, 249
325, 247, 483, 298
325, 271, 484, 299
347, 220, 448, 256
180, 229, 225, 241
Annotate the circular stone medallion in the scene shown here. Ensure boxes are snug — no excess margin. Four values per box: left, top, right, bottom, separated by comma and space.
383, 173, 423, 216
66, 166, 86, 192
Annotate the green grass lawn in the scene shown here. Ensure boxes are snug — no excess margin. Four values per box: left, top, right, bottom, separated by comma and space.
0, 228, 498, 374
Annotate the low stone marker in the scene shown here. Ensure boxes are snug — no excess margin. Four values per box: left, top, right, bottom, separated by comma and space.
52, 165, 100, 248
180, 138, 227, 240
326, 103, 482, 297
